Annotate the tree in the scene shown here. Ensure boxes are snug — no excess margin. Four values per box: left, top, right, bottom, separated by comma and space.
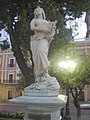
49, 46, 90, 120
0, 0, 89, 86
69, 54, 90, 120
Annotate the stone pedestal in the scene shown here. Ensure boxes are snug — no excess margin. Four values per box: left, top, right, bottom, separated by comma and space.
9, 76, 67, 120
9, 94, 67, 120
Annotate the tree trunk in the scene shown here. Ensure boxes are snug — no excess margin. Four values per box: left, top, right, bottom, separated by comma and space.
70, 87, 81, 120
11, 39, 34, 86
77, 107, 81, 120
8, 19, 35, 86
74, 98, 81, 120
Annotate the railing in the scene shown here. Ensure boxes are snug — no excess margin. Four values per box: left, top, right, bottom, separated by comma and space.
74, 38, 90, 45
7, 64, 15, 67
74, 37, 90, 42
3, 80, 19, 84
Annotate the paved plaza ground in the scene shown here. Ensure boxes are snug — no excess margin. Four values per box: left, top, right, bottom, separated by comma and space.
70, 101, 90, 120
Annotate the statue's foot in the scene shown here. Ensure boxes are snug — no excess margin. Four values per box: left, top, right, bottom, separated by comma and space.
35, 74, 51, 82
35, 77, 41, 82
44, 73, 51, 78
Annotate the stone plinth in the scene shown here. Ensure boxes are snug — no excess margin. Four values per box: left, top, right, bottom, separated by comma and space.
9, 76, 67, 120
24, 76, 60, 97
9, 94, 67, 120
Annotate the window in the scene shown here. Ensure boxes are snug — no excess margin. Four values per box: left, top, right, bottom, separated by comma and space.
9, 74, 13, 83
8, 91, 12, 99
10, 58, 14, 67
78, 91, 84, 101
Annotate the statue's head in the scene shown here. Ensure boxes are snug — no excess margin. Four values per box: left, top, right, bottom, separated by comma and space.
34, 6, 46, 19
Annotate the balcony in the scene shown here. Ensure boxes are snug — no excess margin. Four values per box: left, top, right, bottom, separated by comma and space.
3, 80, 19, 84
7, 64, 15, 67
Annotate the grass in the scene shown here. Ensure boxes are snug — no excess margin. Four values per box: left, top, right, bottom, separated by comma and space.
0, 118, 20, 120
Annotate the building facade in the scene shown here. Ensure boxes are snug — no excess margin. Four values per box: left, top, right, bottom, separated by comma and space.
71, 12, 90, 102
0, 48, 21, 102
74, 38, 90, 102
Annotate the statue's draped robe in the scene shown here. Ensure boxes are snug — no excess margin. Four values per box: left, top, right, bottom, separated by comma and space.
30, 19, 50, 77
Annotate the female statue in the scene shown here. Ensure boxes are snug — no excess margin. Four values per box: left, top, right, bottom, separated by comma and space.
30, 6, 56, 82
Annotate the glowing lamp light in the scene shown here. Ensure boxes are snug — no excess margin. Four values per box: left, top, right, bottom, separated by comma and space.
59, 61, 76, 69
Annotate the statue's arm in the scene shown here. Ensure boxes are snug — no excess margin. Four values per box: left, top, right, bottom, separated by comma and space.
30, 20, 50, 33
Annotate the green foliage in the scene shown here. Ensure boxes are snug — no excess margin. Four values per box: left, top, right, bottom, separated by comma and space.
71, 54, 90, 86
49, 44, 90, 90
0, 111, 23, 119
0, 118, 19, 120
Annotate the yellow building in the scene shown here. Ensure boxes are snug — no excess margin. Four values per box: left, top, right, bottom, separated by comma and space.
0, 48, 21, 102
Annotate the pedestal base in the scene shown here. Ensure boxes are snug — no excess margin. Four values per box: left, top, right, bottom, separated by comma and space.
9, 94, 67, 120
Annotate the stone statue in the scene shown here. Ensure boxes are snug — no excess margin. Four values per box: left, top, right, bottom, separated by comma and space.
30, 6, 56, 81
25, 6, 60, 95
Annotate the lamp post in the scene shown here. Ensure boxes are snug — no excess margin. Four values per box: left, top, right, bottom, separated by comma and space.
59, 60, 76, 120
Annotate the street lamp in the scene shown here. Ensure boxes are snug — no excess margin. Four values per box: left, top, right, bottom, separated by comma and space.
59, 60, 76, 120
